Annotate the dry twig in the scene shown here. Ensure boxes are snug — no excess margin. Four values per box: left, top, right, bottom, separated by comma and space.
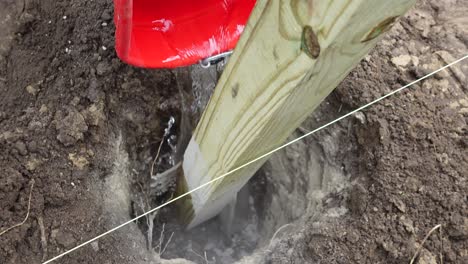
160, 231, 174, 256
146, 211, 157, 250
0, 179, 35, 236
37, 215, 48, 261
269, 223, 292, 246
158, 223, 166, 255
150, 116, 175, 177
409, 224, 442, 264
150, 138, 165, 177
189, 248, 210, 264
439, 225, 443, 264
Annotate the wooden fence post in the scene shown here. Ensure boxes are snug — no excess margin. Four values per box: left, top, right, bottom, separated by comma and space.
178, 0, 415, 228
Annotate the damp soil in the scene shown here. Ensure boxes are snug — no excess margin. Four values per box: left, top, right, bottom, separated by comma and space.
1, 0, 467, 264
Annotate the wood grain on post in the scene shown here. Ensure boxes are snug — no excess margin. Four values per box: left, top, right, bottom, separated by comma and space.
178, 0, 415, 228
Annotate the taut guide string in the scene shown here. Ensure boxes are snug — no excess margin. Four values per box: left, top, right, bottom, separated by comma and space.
43, 54, 468, 263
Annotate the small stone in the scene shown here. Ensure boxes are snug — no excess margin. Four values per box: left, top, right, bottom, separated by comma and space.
400, 216, 414, 233
87, 149, 95, 157
83, 103, 106, 127
55, 231, 76, 248
101, 10, 112, 21
436, 153, 449, 165
56, 111, 88, 146
91, 241, 99, 252
391, 55, 412, 67
392, 198, 407, 213
346, 230, 360, 243
28, 121, 44, 131
39, 104, 48, 113
379, 240, 399, 259
70, 96, 80, 106
26, 157, 41, 171
68, 153, 89, 170
26, 85, 38, 95
353, 112, 366, 124
14, 141, 28, 156
96, 61, 110, 76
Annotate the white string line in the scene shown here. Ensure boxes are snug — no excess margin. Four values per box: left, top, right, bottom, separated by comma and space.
43, 54, 468, 264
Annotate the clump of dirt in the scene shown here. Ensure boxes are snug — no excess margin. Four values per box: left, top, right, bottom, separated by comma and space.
0, 0, 467, 264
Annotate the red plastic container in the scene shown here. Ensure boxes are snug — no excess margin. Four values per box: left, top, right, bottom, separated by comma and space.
113, 0, 256, 68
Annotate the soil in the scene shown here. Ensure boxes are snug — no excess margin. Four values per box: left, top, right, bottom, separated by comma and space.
0, 0, 467, 264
